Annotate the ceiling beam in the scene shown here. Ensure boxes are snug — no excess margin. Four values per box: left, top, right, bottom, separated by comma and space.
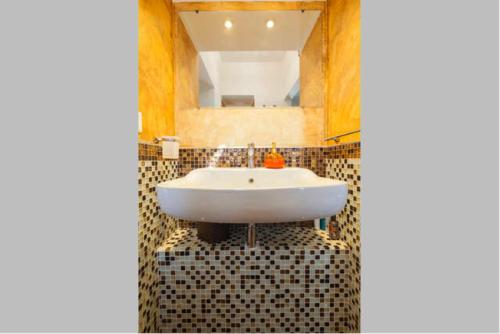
174, 1, 326, 12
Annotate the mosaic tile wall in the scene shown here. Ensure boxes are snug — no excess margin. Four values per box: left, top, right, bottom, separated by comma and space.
137, 141, 361, 332
138, 143, 179, 333
326, 158, 361, 331
178, 142, 360, 177
139, 142, 163, 160
157, 226, 352, 333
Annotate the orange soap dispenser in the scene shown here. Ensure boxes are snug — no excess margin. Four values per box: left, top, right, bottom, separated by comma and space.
264, 142, 285, 169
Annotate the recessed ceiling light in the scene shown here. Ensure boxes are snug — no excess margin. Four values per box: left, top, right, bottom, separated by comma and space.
266, 20, 274, 29
224, 20, 232, 29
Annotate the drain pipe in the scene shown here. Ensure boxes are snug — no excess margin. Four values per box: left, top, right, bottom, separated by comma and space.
247, 223, 256, 248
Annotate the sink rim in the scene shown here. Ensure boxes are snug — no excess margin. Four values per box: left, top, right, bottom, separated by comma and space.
157, 167, 347, 191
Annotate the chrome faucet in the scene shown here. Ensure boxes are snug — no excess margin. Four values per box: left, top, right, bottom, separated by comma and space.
247, 142, 255, 168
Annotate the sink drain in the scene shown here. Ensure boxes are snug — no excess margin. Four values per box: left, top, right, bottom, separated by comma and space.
248, 178, 254, 183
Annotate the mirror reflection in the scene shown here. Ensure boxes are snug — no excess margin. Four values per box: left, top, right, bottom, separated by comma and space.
179, 10, 321, 108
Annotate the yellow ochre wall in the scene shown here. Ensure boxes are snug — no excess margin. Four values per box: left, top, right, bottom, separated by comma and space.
138, 0, 175, 141
176, 107, 324, 148
326, 0, 360, 143
174, 15, 199, 115
300, 14, 325, 108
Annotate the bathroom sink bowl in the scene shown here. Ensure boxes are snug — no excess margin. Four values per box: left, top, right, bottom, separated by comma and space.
156, 167, 348, 224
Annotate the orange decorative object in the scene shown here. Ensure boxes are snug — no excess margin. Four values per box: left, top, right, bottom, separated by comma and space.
264, 142, 285, 169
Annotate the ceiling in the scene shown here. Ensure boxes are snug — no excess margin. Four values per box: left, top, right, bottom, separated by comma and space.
179, 10, 320, 51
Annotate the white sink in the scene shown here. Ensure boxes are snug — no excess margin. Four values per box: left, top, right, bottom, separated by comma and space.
156, 167, 348, 224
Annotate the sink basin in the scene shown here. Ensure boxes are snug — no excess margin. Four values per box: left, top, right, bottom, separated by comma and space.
156, 167, 348, 224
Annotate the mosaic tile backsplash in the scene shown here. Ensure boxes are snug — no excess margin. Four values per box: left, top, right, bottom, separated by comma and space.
178, 142, 360, 177
157, 226, 352, 333
326, 158, 361, 331
138, 159, 179, 332
138, 142, 163, 160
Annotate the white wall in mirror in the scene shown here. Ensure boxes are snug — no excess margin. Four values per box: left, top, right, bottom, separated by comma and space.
199, 53, 221, 107
199, 50, 300, 107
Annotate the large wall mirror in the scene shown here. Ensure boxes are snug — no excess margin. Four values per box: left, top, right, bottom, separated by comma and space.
179, 10, 321, 108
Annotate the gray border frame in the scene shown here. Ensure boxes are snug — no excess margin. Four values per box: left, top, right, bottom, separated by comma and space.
0, 0, 138, 331
362, 0, 499, 331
